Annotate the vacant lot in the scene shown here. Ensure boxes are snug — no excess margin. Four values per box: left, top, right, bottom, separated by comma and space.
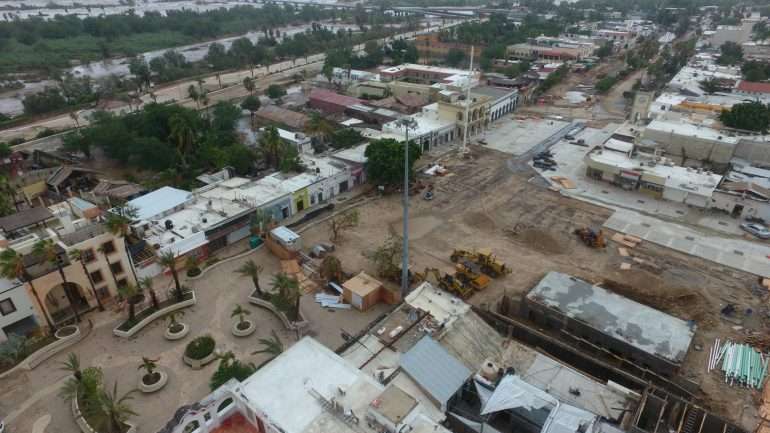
301, 144, 763, 430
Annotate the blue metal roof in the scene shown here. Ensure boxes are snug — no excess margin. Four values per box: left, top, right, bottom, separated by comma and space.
400, 335, 471, 408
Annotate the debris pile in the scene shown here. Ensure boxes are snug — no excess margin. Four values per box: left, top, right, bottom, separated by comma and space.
708, 339, 769, 389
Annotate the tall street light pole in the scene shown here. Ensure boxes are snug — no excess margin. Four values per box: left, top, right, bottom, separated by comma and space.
398, 117, 417, 297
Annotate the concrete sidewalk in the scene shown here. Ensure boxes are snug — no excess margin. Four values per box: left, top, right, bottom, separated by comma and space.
605, 210, 770, 277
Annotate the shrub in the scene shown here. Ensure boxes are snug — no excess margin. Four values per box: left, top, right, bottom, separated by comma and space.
185, 335, 216, 360
186, 267, 201, 277
209, 356, 256, 390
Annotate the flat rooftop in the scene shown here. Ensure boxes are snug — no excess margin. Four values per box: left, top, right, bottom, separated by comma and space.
124, 186, 192, 222
526, 272, 695, 364
240, 337, 383, 433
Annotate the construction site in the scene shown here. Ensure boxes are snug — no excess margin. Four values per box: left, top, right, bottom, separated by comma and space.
284, 142, 769, 433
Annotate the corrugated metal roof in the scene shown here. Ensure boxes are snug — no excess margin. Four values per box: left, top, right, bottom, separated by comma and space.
400, 336, 471, 408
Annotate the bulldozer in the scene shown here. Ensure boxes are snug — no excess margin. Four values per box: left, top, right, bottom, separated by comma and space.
413, 267, 474, 299
450, 248, 511, 278
454, 261, 491, 291
574, 227, 606, 248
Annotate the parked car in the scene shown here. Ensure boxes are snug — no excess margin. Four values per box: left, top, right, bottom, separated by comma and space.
740, 222, 770, 239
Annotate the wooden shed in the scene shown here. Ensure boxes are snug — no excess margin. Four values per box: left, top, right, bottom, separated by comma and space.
342, 272, 384, 311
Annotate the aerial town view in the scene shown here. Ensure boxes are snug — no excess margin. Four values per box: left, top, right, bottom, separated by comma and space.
4, 0, 770, 432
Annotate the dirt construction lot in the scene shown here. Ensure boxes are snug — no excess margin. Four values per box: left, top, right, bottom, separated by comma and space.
301, 145, 765, 431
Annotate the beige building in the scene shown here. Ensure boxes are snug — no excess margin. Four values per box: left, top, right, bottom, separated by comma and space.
437, 91, 491, 138
0, 198, 136, 330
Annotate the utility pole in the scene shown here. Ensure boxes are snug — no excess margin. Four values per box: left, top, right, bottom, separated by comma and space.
461, 45, 475, 153
399, 117, 417, 297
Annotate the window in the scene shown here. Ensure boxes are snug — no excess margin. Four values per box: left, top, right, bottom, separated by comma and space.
110, 261, 124, 276
101, 241, 116, 255
90, 270, 104, 284
96, 287, 109, 299
117, 278, 127, 288
83, 248, 96, 263
0, 298, 16, 315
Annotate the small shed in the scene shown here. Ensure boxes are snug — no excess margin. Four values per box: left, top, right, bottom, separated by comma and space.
342, 272, 384, 311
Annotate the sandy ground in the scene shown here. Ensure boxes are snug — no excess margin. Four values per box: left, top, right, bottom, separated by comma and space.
298, 144, 765, 431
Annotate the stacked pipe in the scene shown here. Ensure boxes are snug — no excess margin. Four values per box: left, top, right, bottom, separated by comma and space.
708, 339, 769, 389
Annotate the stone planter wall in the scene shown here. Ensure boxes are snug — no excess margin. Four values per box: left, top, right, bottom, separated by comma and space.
72, 393, 137, 433
113, 293, 196, 338
183, 350, 218, 370
186, 243, 264, 281
163, 323, 189, 341
0, 323, 88, 379
247, 295, 309, 332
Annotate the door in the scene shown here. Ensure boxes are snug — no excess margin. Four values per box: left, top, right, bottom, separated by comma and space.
732, 204, 744, 217
351, 293, 363, 310
281, 206, 290, 219
339, 180, 349, 193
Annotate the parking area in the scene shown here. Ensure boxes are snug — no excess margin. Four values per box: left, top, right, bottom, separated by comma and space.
482, 115, 570, 155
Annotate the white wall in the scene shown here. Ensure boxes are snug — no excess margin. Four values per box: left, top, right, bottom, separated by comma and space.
0, 283, 37, 341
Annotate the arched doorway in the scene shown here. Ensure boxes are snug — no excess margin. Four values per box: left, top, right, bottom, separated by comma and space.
45, 282, 90, 324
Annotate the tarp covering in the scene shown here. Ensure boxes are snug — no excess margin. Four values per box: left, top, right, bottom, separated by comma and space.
481, 375, 556, 415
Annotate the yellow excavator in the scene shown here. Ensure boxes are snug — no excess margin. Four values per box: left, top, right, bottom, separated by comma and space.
450, 248, 512, 277
454, 261, 491, 291
413, 267, 474, 299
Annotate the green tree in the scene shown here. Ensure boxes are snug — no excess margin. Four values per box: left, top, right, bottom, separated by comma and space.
243, 76, 255, 95
128, 56, 151, 90
158, 250, 186, 302
328, 209, 359, 242
33, 239, 80, 323
330, 128, 364, 150
241, 95, 261, 128
717, 41, 744, 65
69, 249, 103, 311
266, 84, 286, 100
699, 78, 724, 94
596, 41, 613, 58
305, 112, 334, 147
137, 357, 159, 382
720, 101, 770, 132
271, 273, 301, 321
364, 138, 422, 186
118, 283, 141, 323
445, 48, 466, 67
83, 382, 138, 433
252, 330, 284, 361
209, 352, 255, 390
259, 125, 284, 169
169, 113, 197, 168
236, 260, 264, 297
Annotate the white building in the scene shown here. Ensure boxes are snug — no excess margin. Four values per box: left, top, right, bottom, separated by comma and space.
0, 278, 38, 341
164, 337, 452, 433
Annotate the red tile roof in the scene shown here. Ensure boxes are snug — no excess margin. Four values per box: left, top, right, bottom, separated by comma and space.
309, 89, 362, 108
737, 80, 770, 94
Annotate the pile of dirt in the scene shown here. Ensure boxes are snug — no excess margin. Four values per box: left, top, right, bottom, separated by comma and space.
600, 277, 711, 325
516, 228, 563, 255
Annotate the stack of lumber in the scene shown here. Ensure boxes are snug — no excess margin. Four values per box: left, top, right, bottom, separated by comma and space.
549, 176, 576, 189
611, 233, 642, 248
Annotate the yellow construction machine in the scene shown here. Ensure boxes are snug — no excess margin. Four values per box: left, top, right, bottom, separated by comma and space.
413, 267, 474, 299
454, 261, 491, 291
450, 248, 511, 278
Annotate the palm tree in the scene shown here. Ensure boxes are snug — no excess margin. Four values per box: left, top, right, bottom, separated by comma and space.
158, 251, 185, 302
259, 126, 284, 169
252, 330, 284, 360
105, 213, 131, 238
118, 283, 141, 323
84, 382, 138, 433
139, 276, 158, 310
165, 310, 185, 332
231, 304, 251, 328
272, 273, 301, 322
137, 357, 159, 381
169, 114, 196, 168
0, 249, 56, 332
33, 239, 80, 323
305, 112, 334, 147
236, 260, 263, 297
187, 84, 200, 109
243, 77, 255, 95
69, 249, 103, 311
60, 352, 82, 382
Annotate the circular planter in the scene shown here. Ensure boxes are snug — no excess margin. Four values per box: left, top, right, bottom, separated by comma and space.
232, 320, 256, 337
55, 325, 79, 339
139, 370, 168, 393
186, 267, 201, 277
164, 323, 189, 341
183, 350, 218, 370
